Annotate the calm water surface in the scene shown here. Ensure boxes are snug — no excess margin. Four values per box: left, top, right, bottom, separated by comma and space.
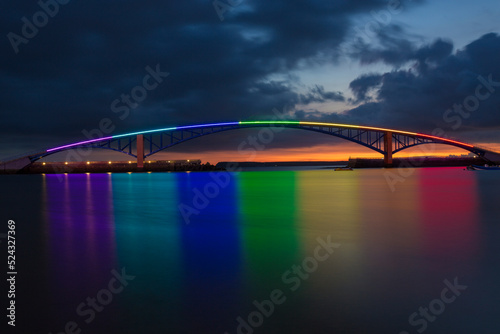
1, 167, 500, 333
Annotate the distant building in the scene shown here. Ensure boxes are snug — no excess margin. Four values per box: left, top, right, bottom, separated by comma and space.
448, 153, 477, 158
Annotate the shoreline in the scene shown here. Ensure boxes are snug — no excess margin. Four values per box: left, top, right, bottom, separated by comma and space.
0, 160, 224, 174
0, 157, 493, 174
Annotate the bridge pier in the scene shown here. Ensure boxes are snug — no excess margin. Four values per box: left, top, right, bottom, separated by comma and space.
384, 131, 393, 167
137, 134, 144, 168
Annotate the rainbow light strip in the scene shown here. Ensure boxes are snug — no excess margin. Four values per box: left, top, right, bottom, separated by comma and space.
45, 120, 474, 153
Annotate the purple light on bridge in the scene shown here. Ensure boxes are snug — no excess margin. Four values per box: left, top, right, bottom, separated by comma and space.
46, 136, 113, 153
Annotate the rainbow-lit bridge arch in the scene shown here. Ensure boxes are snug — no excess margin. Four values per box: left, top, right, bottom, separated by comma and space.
20, 120, 491, 167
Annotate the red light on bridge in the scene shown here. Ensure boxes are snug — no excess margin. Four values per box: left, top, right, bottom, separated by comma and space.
416, 134, 474, 148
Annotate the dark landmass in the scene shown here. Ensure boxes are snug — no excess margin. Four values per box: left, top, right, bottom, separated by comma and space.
2, 157, 493, 174
6, 160, 224, 174
217, 157, 492, 169
348, 157, 490, 168
216, 161, 349, 169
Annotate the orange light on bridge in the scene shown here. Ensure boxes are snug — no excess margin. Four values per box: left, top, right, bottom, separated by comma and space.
65, 162, 68, 165
108, 161, 112, 164
299, 121, 419, 136
87, 161, 90, 165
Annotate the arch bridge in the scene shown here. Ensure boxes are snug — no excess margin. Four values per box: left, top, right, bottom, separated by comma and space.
2, 121, 498, 170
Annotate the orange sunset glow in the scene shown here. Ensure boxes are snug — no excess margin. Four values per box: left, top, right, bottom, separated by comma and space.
141, 142, 500, 164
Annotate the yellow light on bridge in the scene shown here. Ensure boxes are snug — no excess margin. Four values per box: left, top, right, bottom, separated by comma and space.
65, 162, 68, 165
42, 162, 46, 165
87, 161, 90, 165
128, 161, 132, 164
108, 161, 112, 164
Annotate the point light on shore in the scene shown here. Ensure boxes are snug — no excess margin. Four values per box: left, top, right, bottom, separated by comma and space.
108, 161, 112, 164
65, 162, 68, 165
87, 161, 90, 165
42, 162, 46, 165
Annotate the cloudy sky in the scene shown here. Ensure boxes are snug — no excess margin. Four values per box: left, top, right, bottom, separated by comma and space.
1, 0, 499, 162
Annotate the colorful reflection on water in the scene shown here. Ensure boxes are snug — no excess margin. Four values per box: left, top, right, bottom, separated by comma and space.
5, 167, 500, 333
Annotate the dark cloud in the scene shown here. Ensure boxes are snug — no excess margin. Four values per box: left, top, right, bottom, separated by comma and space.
299, 85, 345, 104
328, 33, 500, 140
414, 39, 454, 72
350, 25, 454, 72
350, 26, 417, 66
348, 74, 383, 103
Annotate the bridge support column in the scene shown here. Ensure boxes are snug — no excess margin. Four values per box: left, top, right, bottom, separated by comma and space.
137, 134, 144, 168
384, 131, 393, 167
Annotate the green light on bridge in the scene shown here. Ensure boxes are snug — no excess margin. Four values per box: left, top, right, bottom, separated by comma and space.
239, 121, 300, 125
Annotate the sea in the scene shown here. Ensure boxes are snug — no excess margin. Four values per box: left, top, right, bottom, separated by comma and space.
1, 166, 499, 333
